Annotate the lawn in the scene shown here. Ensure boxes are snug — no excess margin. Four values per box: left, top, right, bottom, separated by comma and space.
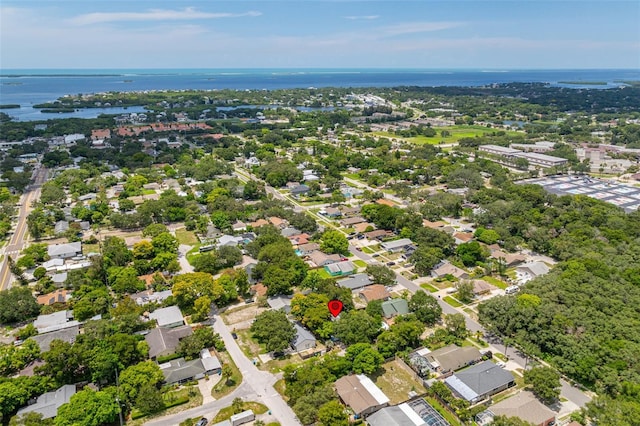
211, 351, 242, 399
372, 360, 426, 405
420, 283, 439, 293
212, 401, 268, 423
372, 125, 521, 145
353, 260, 367, 268
482, 275, 508, 290
443, 296, 463, 308
316, 268, 333, 279
235, 328, 262, 359
273, 379, 287, 400
361, 246, 376, 254
142, 189, 157, 195
82, 243, 100, 255
175, 229, 199, 245
129, 386, 202, 425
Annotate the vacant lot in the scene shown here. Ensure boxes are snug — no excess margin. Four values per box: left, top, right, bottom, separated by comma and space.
222, 304, 267, 326
373, 359, 426, 404
175, 228, 199, 245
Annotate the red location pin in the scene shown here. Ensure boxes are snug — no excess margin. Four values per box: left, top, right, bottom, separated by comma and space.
328, 299, 344, 318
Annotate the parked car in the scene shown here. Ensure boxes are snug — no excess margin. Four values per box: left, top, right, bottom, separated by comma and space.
386, 261, 395, 266
231, 332, 238, 340
195, 418, 208, 426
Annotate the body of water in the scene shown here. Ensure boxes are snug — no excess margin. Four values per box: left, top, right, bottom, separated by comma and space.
1, 68, 638, 121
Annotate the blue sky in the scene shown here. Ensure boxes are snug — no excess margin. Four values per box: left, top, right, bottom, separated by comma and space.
1, 0, 639, 69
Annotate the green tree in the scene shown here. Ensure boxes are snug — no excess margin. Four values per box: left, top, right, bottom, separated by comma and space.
523, 367, 561, 403
408, 290, 442, 326
142, 223, 169, 238
55, 388, 119, 426
456, 280, 475, 304
118, 361, 164, 404
444, 313, 468, 340
474, 227, 501, 245
9, 412, 54, 426
410, 246, 444, 276
134, 383, 165, 415
365, 264, 396, 286
333, 310, 381, 345
101, 236, 131, 267
231, 397, 244, 414
491, 415, 535, 426
192, 295, 212, 322
250, 310, 296, 354
456, 241, 488, 266
0, 287, 40, 324
109, 266, 145, 294
317, 400, 348, 426
320, 230, 349, 256
151, 232, 178, 254
172, 272, 222, 310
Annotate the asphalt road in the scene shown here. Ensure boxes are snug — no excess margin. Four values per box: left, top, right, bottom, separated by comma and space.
146, 316, 301, 426
0, 167, 48, 291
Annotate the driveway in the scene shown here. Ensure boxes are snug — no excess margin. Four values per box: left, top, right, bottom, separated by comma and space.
177, 244, 194, 273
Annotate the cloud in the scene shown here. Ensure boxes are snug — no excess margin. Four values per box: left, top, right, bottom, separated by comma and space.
343, 15, 379, 20
68, 7, 261, 25
382, 21, 464, 36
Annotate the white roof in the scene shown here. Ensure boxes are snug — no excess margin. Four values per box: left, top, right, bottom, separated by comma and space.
149, 306, 184, 327
381, 238, 414, 250
356, 374, 390, 405
399, 403, 429, 425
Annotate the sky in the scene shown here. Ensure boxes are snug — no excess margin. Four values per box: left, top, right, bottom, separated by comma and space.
1, 0, 639, 69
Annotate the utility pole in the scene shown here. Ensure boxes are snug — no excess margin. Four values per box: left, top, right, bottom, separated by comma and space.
115, 368, 124, 426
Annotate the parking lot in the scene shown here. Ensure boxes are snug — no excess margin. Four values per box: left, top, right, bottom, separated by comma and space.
518, 175, 640, 212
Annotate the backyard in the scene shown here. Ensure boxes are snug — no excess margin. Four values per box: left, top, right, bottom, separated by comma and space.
372, 359, 427, 405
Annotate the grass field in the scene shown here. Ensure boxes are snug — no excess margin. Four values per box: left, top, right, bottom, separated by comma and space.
372, 125, 521, 145
482, 275, 508, 290
82, 243, 100, 255
420, 283, 439, 293
353, 260, 367, 268
361, 246, 376, 254
373, 360, 427, 404
443, 296, 463, 308
175, 229, 199, 245
212, 401, 268, 423
211, 351, 242, 399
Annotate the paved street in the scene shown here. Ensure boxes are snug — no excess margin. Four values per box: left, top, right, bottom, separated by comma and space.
0, 167, 48, 291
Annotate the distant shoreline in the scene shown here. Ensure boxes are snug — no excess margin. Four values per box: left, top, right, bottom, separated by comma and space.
558, 81, 608, 85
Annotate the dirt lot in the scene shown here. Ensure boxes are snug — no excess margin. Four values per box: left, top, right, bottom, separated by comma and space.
373, 359, 427, 404
222, 304, 267, 326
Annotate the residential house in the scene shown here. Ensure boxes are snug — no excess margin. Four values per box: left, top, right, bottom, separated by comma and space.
309, 251, 342, 267
445, 361, 516, 404
354, 222, 376, 234
267, 295, 293, 313
323, 207, 342, 218
297, 242, 320, 256
381, 238, 415, 253
269, 216, 287, 229
248, 218, 269, 228
335, 374, 390, 417
16, 384, 76, 420
431, 261, 469, 280
381, 298, 409, 318
217, 235, 244, 248
231, 221, 247, 232
516, 262, 550, 284
291, 184, 310, 196
453, 232, 474, 245
291, 323, 316, 353
50, 272, 68, 288
423, 220, 447, 229
29, 325, 79, 352
54, 221, 69, 235
149, 306, 185, 328
288, 233, 311, 245
200, 349, 222, 376
145, 325, 193, 360
36, 289, 70, 306
424, 344, 483, 373
359, 285, 390, 303
478, 391, 555, 426
364, 229, 392, 240
42, 258, 64, 272
340, 206, 361, 217
47, 242, 82, 260
341, 216, 367, 227
367, 401, 446, 426
324, 261, 356, 277
471, 280, 497, 297
489, 249, 526, 267
337, 273, 373, 290
281, 227, 302, 238
33, 310, 79, 333
245, 263, 258, 285
160, 355, 221, 385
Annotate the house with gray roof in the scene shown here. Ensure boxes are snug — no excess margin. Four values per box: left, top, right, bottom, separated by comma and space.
149, 306, 185, 328
145, 325, 193, 360
54, 221, 69, 235
291, 323, 316, 353
33, 310, 79, 334
366, 403, 432, 426
381, 298, 409, 318
16, 384, 76, 419
309, 251, 341, 267
324, 260, 356, 276
337, 273, 372, 290
47, 242, 82, 260
267, 295, 293, 313
160, 352, 221, 385
445, 361, 515, 403
29, 325, 80, 352
424, 344, 483, 373
381, 238, 415, 253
